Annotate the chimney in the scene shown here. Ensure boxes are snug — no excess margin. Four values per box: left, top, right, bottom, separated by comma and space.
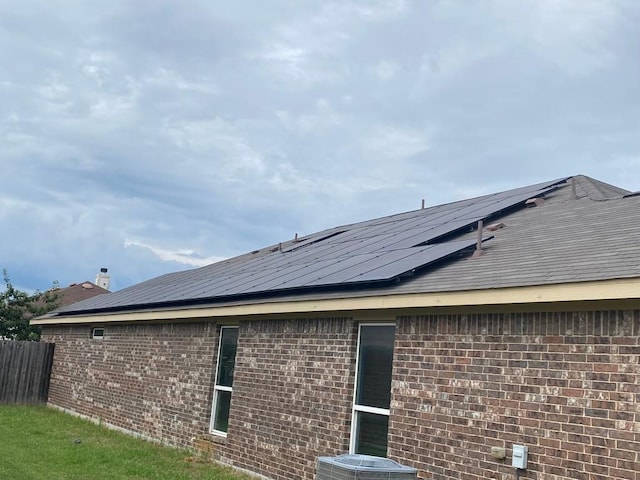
95, 267, 111, 291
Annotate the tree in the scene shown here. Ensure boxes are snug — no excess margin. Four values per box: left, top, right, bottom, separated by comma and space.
0, 270, 60, 341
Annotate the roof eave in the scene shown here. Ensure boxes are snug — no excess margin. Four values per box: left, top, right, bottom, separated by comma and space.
31, 277, 640, 325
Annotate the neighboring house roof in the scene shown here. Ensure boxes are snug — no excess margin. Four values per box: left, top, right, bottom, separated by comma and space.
54, 282, 110, 308
38, 175, 640, 323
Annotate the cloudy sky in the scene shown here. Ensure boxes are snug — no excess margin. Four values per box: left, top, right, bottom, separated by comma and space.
2, 0, 639, 292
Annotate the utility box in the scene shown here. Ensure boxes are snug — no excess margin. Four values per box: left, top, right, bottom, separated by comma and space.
512, 445, 528, 469
317, 454, 417, 480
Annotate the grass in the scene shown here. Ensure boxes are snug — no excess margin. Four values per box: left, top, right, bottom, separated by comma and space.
0, 406, 251, 480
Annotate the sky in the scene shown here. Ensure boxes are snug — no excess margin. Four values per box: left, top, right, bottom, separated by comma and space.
1, 0, 639, 293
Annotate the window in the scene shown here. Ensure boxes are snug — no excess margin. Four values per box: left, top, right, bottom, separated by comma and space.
350, 324, 395, 457
92, 327, 104, 339
210, 326, 238, 435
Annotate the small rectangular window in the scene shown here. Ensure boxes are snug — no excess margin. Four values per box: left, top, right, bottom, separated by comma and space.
210, 326, 238, 436
92, 327, 105, 339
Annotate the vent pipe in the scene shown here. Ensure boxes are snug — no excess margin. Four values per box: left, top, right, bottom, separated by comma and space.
570, 177, 578, 200
472, 221, 484, 258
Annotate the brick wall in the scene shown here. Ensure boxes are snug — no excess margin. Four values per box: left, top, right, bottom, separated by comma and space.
214, 317, 357, 480
42, 317, 358, 480
390, 310, 640, 480
42, 322, 217, 447
42, 309, 639, 480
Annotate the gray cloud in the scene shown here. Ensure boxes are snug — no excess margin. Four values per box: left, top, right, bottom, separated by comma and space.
1, 0, 639, 291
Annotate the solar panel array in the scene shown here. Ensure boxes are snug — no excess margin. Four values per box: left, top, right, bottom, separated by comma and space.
58, 178, 569, 314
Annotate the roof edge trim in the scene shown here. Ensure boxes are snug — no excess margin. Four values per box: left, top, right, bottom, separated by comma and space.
32, 277, 640, 325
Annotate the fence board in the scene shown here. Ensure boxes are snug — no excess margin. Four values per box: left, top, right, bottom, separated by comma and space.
0, 341, 55, 404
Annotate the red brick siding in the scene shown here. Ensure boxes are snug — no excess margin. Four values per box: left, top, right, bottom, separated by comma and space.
216, 317, 357, 480
41, 322, 217, 447
390, 311, 640, 480
41, 317, 357, 480
41, 309, 640, 480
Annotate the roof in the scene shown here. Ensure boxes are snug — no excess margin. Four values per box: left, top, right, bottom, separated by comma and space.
46, 175, 640, 319
54, 282, 110, 308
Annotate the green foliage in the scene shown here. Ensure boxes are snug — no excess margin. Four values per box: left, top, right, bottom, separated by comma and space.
0, 270, 60, 341
0, 406, 251, 480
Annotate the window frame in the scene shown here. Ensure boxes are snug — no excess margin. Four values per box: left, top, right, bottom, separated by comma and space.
349, 322, 396, 455
209, 325, 239, 437
91, 327, 105, 340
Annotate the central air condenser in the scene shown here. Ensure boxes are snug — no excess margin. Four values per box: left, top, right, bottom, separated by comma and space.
316, 454, 417, 480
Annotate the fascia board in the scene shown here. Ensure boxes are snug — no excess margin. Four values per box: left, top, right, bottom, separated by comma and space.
31, 277, 640, 325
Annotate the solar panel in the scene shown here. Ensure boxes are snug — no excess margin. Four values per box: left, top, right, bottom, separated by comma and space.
338, 239, 483, 283
56, 177, 569, 314
237, 253, 381, 294
306, 238, 482, 286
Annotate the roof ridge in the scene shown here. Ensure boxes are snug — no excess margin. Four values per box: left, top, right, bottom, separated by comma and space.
571, 174, 630, 200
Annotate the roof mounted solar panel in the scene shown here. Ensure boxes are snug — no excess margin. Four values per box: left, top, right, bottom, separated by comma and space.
281, 229, 347, 252
339, 238, 488, 283
53, 178, 570, 315
236, 252, 382, 294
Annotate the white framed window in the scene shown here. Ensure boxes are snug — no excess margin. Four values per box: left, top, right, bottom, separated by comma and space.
350, 323, 395, 457
209, 326, 238, 436
92, 327, 105, 340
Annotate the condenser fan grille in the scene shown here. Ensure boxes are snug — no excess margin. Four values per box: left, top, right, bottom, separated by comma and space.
316, 454, 417, 480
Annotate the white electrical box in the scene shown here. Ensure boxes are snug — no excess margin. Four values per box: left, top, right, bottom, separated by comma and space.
512, 445, 528, 469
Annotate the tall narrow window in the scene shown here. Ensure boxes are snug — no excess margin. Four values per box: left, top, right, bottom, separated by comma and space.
350, 324, 395, 457
210, 326, 238, 435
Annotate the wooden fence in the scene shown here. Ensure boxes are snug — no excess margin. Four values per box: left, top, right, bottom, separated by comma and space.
0, 341, 55, 404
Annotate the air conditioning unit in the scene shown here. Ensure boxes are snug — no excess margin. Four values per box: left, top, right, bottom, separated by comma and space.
317, 454, 417, 480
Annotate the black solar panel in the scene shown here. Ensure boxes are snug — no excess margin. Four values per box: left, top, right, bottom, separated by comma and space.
336, 239, 482, 283
56, 177, 569, 314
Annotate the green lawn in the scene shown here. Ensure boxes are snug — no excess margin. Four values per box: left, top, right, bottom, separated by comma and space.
0, 406, 251, 480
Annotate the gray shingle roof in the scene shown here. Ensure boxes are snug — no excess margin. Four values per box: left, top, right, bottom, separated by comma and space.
52, 175, 639, 316
389, 176, 640, 293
